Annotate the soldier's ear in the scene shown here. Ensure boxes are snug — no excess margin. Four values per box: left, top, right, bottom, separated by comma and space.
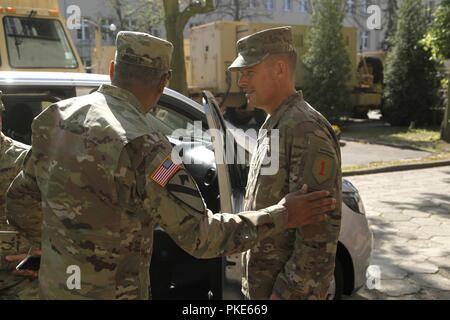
273, 59, 285, 78
156, 76, 167, 94
282, 59, 290, 76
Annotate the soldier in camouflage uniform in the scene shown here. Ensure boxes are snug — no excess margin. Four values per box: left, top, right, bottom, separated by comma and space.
5, 31, 336, 300
229, 27, 342, 300
0, 91, 39, 299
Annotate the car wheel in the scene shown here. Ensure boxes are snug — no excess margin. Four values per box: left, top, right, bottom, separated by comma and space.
327, 258, 344, 300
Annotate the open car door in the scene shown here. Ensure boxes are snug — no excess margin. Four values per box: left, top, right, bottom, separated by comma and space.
202, 90, 245, 300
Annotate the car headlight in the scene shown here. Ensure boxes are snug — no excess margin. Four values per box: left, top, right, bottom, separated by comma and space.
342, 180, 365, 215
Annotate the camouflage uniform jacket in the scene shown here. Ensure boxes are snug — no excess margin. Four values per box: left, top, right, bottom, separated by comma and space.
6, 84, 289, 300
0, 132, 29, 223
242, 91, 342, 300
0, 133, 39, 299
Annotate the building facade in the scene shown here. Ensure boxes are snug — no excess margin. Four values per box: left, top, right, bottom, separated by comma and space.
59, 0, 439, 69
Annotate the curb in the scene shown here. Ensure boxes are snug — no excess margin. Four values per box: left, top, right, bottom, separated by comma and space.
341, 138, 431, 153
343, 159, 450, 177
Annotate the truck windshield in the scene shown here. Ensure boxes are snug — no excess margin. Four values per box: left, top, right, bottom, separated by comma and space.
3, 16, 78, 68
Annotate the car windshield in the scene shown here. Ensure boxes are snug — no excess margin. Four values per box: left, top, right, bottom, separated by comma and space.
3, 16, 78, 68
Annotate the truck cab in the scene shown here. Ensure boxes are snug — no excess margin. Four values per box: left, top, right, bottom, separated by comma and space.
0, 0, 84, 72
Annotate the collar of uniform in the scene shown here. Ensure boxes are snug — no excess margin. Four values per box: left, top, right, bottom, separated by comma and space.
262, 91, 304, 130
97, 84, 145, 114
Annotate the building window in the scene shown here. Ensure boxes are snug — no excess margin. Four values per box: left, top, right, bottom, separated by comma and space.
124, 19, 137, 30
249, 0, 258, 9
346, 0, 355, 15
283, 0, 293, 11
100, 18, 113, 41
299, 0, 309, 13
360, 31, 370, 50
265, 0, 274, 11
360, 0, 368, 15
77, 19, 90, 41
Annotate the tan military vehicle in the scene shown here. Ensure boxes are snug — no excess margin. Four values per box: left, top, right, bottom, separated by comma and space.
354, 51, 385, 117
90, 20, 383, 121
0, 0, 84, 72
188, 21, 383, 121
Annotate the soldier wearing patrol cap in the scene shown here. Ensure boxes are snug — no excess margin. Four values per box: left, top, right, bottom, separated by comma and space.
229, 27, 342, 300
6, 31, 335, 300
0, 92, 39, 299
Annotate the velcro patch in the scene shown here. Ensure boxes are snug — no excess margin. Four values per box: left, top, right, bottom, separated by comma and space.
312, 153, 335, 185
303, 135, 337, 189
166, 170, 205, 213
150, 156, 181, 187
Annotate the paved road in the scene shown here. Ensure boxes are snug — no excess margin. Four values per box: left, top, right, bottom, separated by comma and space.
341, 140, 430, 166
347, 167, 450, 299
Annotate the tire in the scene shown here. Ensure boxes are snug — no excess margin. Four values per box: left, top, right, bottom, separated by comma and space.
327, 258, 344, 300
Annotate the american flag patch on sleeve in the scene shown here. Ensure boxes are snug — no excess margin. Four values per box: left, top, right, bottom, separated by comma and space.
150, 157, 181, 187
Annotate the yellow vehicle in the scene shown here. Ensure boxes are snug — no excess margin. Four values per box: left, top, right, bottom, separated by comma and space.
353, 51, 385, 117
90, 38, 192, 81
0, 0, 84, 72
91, 20, 384, 120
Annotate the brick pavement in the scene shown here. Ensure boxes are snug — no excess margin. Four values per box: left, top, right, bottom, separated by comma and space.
348, 166, 450, 299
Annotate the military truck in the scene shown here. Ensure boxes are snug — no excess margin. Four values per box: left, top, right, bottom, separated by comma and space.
188, 21, 383, 122
90, 20, 383, 121
0, 0, 84, 72
354, 50, 385, 117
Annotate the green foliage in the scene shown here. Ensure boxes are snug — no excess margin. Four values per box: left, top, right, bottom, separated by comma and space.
302, 0, 352, 123
422, 0, 450, 60
382, 0, 399, 50
382, 0, 441, 126
107, 0, 164, 33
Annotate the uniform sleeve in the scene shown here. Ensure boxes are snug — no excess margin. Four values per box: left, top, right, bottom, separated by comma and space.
272, 123, 342, 300
125, 135, 288, 259
0, 133, 29, 224
5, 148, 43, 247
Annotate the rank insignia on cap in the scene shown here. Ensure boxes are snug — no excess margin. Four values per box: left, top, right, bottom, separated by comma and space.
151, 157, 181, 187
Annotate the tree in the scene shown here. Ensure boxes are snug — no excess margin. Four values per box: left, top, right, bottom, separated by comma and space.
423, 0, 450, 59
302, 0, 352, 123
382, 0, 441, 127
107, 0, 164, 34
109, 0, 127, 30
422, 0, 450, 141
163, 0, 214, 94
212, 0, 270, 21
382, 0, 399, 51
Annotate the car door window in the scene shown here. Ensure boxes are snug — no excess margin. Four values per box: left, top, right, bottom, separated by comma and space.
151, 103, 212, 145
1, 94, 61, 145
202, 91, 234, 214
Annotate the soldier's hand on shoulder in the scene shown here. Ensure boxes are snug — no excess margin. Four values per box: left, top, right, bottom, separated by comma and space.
280, 184, 335, 229
6, 249, 41, 278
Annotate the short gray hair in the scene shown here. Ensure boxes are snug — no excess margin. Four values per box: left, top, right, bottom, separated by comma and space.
113, 61, 166, 87
269, 51, 298, 72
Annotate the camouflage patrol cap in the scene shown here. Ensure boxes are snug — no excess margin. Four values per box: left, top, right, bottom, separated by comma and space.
114, 31, 173, 73
229, 26, 296, 71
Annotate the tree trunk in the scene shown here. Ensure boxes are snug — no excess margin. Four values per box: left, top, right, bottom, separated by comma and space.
233, 0, 241, 21
163, 0, 185, 94
384, 0, 398, 50
441, 71, 450, 142
163, 0, 214, 95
